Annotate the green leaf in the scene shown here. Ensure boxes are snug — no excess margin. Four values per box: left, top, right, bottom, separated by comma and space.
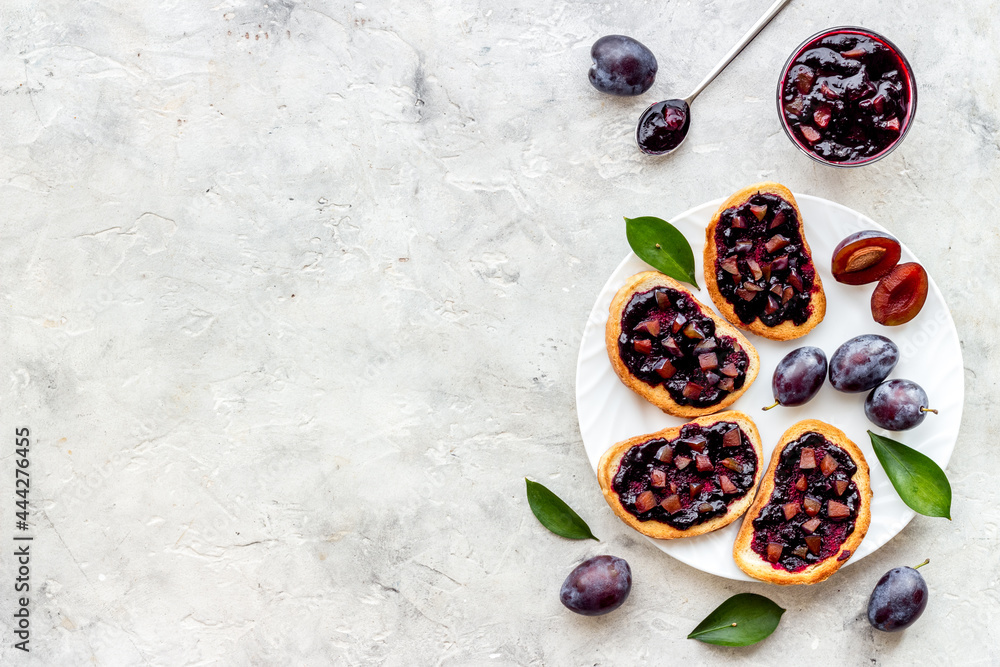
687, 593, 785, 647
868, 431, 952, 519
525, 479, 598, 541
625, 216, 699, 289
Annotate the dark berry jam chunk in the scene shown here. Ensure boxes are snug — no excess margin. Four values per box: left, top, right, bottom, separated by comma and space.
714, 193, 816, 327
618, 287, 750, 407
612, 422, 758, 530
637, 100, 691, 155
750, 433, 860, 572
780, 30, 914, 163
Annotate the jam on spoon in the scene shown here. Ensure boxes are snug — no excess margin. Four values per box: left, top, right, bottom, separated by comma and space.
637, 100, 691, 154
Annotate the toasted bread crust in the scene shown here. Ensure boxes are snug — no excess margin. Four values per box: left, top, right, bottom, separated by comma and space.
605, 271, 760, 417
733, 420, 872, 585
598, 411, 764, 540
704, 182, 826, 341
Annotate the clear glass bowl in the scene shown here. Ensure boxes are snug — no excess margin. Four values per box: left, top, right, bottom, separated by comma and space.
776, 26, 918, 167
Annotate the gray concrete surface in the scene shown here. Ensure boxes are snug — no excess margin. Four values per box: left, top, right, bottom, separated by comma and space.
1, 0, 997, 664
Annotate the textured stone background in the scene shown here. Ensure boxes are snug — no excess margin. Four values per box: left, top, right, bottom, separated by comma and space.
1, 0, 997, 664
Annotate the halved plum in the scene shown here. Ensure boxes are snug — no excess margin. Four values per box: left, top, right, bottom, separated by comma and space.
831, 230, 901, 285
871, 263, 928, 325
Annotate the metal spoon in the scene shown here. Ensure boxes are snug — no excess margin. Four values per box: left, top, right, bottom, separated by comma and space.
636, 0, 794, 155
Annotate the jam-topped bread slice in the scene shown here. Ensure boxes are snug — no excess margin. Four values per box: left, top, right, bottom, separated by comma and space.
705, 183, 826, 340
606, 271, 760, 417
733, 420, 872, 585
598, 411, 763, 539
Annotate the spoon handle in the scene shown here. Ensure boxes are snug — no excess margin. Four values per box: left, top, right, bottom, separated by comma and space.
685, 0, 793, 104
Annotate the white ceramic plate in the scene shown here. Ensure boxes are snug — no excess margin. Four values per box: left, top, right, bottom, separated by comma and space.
576, 194, 963, 581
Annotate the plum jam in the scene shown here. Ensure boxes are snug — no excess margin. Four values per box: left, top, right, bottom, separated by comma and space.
612, 422, 758, 529
778, 28, 916, 165
713, 193, 817, 327
636, 100, 691, 155
618, 287, 750, 407
750, 432, 860, 572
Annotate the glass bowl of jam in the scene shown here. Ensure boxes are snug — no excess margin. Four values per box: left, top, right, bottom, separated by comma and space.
777, 27, 917, 167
